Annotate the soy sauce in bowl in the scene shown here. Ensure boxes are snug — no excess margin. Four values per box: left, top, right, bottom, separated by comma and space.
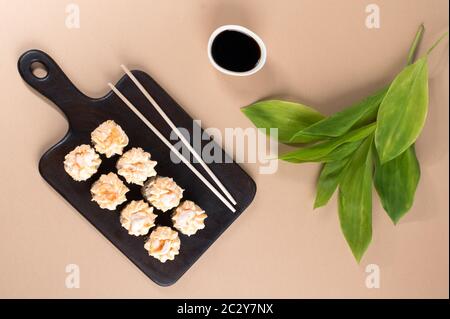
210, 30, 262, 73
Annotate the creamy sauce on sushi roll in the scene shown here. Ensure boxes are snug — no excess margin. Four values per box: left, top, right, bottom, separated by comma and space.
142, 176, 184, 212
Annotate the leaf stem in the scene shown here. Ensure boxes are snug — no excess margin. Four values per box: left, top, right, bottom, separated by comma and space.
427, 31, 449, 55
406, 24, 425, 65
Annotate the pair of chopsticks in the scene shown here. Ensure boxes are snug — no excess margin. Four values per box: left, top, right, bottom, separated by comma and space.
108, 65, 237, 213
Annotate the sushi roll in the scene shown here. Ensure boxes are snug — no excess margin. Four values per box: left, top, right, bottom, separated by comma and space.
116, 147, 157, 185
120, 200, 157, 236
144, 226, 180, 263
90, 172, 129, 210
91, 120, 129, 158
172, 200, 207, 236
63, 144, 101, 181
142, 176, 184, 212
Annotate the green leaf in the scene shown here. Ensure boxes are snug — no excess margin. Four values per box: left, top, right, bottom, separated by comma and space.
241, 100, 325, 144
406, 24, 425, 65
282, 140, 363, 164
374, 145, 420, 224
314, 158, 350, 209
290, 88, 387, 142
319, 141, 364, 162
338, 136, 373, 262
375, 57, 429, 163
280, 123, 376, 163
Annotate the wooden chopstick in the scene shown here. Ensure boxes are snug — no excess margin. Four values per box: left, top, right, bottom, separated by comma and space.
120, 65, 237, 206
108, 83, 236, 213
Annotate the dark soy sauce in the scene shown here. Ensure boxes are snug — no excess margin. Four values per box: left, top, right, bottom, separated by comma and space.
211, 30, 261, 73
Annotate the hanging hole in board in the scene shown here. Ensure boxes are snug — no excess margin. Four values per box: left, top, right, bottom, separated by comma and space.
30, 61, 48, 79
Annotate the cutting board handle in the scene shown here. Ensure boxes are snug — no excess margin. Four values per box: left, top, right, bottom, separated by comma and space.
18, 49, 90, 118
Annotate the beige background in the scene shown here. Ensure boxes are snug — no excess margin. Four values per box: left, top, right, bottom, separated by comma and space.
0, 0, 448, 298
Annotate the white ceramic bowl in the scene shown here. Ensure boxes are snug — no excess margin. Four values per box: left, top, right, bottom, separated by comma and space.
207, 25, 267, 76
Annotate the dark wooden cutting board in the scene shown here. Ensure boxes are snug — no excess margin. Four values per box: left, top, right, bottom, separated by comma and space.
18, 49, 256, 286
